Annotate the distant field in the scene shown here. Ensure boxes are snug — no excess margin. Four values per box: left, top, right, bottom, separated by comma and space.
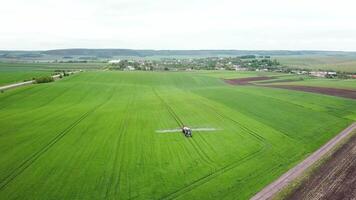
269, 78, 356, 90
0, 62, 104, 86
0, 62, 105, 70
276, 55, 356, 73
0, 63, 51, 86
1, 71, 355, 200
0, 71, 52, 86
197, 70, 282, 79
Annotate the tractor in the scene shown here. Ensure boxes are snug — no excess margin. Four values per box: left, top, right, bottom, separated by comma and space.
182, 126, 192, 137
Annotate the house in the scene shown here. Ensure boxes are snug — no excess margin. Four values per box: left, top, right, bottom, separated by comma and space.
233, 65, 247, 71
124, 66, 135, 71
108, 60, 121, 64
310, 71, 327, 77
310, 71, 337, 78
215, 67, 225, 70
325, 72, 337, 78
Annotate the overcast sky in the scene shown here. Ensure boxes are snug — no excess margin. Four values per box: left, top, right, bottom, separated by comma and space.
1, 0, 356, 50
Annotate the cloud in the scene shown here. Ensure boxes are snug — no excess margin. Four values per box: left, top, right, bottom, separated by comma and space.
0, 0, 355, 50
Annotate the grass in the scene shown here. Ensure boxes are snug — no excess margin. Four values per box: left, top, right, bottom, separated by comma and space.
0, 71, 355, 199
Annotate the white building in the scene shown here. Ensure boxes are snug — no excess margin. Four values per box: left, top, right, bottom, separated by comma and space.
124, 66, 135, 71
310, 71, 327, 77
108, 60, 121, 64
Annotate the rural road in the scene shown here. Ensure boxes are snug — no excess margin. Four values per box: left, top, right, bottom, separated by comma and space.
250, 122, 356, 200
0, 72, 76, 91
0, 80, 34, 91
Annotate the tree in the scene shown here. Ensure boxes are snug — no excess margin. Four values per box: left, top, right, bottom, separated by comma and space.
35, 76, 54, 84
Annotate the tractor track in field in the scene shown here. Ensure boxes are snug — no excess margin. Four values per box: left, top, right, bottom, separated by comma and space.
159, 98, 272, 200
153, 90, 284, 200
0, 89, 115, 191
188, 137, 217, 171
152, 89, 217, 172
106, 85, 137, 198
227, 88, 351, 143
202, 101, 268, 144
160, 146, 267, 200
1, 81, 82, 121
0, 86, 46, 111
194, 132, 218, 156
198, 97, 298, 159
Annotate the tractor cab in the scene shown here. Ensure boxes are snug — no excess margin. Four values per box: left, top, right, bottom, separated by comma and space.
182, 126, 192, 137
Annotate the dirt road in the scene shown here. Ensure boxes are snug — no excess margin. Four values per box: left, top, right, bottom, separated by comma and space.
250, 122, 356, 200
0, 72, 78, 91
0, 80, 34, 91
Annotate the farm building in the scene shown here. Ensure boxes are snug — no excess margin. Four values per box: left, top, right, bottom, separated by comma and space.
310, 71, 337, 78
310, 71, 327, 77
108, 60, 121, 64
124, 66, 135, 71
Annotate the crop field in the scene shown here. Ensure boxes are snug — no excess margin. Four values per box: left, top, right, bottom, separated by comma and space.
0, 63, 51, 86
266, 77, 356, 90
0, 62, 104, 86
1, 71, 356, 199
276, 55, 356, 72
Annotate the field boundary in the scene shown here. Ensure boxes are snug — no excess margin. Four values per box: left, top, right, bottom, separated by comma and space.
0, 72, 79, 91
250, 122, 356, 200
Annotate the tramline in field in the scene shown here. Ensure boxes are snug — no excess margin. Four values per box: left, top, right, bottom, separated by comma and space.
1, 71, 355, 200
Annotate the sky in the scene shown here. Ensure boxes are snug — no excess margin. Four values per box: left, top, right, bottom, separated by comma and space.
0, 0, 356, 51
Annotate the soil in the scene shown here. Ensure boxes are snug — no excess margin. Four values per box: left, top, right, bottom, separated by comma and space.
256, 78, 302, 84
250, 123, 356, 200
224, 77, 356, 100
287, 134, 356, 200
263, 85, 356, 100
224, 76, 274, 85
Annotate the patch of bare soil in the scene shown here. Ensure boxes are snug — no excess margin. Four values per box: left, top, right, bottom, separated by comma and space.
224, 76, 356, 99
256, 78, 302, 84
263, 85, 356, 100
224, 76, 274, 85
288, 135, 356, 200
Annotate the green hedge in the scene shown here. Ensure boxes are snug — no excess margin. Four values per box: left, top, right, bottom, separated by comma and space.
35, 76, 54, 84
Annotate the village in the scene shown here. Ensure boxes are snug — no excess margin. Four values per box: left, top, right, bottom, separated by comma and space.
107, 56, 356, 79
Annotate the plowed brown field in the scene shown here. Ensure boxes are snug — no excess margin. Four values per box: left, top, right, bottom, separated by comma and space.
224, 77, 356, 99
287, 134, 356, 200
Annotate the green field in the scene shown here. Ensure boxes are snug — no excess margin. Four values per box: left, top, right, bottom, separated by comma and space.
0, 62, 104, 86
0, 63, 50, 86
276, 55, 356, 73
271, 78, 356, 90
1, 71, 355, 199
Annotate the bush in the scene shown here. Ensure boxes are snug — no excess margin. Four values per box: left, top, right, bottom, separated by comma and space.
35, 76, 54, 84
